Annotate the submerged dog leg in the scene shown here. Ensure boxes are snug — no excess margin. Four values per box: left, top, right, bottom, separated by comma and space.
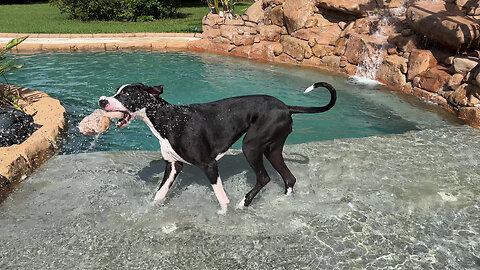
202, 162, 230, 215
154, 161, 183, 202
212, 176, 230, 215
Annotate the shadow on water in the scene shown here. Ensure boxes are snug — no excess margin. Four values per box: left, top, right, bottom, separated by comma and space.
138, 152, 310, 190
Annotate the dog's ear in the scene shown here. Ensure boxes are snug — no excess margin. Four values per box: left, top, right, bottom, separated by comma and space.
146, 85, 163, 98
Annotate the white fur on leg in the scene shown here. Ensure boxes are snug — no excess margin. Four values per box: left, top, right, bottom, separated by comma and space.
236, 197, 246, 210
154, 163, 177, 202
212, 176, 230, 215
286, 187, 293, 196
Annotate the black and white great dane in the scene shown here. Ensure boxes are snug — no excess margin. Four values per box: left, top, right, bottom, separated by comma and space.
98, 82, 336, 214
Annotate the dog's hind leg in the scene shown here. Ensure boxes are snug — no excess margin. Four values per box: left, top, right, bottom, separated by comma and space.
201, 161, 230, 215
239, 137, 271, 208
265, 146, 296, 195
154, 161, 183, 202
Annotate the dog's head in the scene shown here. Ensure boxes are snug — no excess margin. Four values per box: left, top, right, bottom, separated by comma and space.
98, 83, 164, 128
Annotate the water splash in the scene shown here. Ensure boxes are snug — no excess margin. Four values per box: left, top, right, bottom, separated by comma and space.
87, 133, 101, 152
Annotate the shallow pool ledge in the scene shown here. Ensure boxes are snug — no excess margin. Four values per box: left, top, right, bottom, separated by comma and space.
0, 86, 67, 202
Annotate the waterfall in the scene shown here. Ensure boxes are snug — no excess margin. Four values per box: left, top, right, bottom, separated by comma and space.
354, 5, 407, 82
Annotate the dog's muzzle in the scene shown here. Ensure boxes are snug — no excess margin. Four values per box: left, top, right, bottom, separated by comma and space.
98, 97, 108, 108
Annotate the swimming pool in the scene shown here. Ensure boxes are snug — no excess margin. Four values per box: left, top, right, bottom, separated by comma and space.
9, 51, 463, 154
2, 51, 478, 269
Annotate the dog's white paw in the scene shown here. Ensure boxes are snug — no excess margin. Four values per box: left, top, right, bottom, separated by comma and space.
286, 187, 293, 196
217, 204, 228, 216
153, 191, 167, 203
236, 197, 246, 210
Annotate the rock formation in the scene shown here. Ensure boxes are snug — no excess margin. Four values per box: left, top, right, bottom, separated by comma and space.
188, 0, 480, 125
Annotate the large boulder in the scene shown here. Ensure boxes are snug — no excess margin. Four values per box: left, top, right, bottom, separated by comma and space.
203, 13, 223, 27
291, 25, 342, 45
448, 83, 469, 106
458, 107, 480, 123
453, 57, 480, 74
344, 34, 384, 65
245, 0, 264, 23
312, 44, 335, 57
232, 34, 256, 46
417, 67, 451, 93
316, 0, 378, 16
267, 5, 284, 26
407, 1, 480, 51
202, 25, 222, 39
220, 25, 256, 41
344, 35, 364, 65
283, 0, 316, 34
250, 41, 281, 59
322, 55, 341, 70
407, 49, 437, 81
258, 25, 282, 42
376, 55, 408, 87
280, 36, 313, 61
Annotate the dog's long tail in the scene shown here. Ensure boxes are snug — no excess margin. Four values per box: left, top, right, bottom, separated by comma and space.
288, 82, 337, 114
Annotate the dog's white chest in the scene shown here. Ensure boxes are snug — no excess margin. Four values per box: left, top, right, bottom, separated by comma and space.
138, 110, 189, 164
158, 137, 188, 163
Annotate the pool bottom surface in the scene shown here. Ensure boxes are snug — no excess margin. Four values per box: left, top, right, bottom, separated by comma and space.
1, 126, 479, 269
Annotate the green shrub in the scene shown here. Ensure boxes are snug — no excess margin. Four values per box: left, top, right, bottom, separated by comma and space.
49, 0, 179, 21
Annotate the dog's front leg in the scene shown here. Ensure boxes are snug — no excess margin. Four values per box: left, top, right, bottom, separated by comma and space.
202, 161, 230, 215
154, 161, 183, 202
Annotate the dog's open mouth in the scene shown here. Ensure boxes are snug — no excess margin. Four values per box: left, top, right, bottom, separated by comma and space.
115, 111, 133, 128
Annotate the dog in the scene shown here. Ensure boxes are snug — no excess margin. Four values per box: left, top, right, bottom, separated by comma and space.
98, 82, 336, 214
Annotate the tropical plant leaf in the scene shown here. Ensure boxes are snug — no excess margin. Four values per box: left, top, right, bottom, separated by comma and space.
4, 36, 28, 51
8, 64, 24, 72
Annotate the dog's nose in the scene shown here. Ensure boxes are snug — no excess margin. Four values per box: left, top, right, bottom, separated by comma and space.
98, 98, 108, 108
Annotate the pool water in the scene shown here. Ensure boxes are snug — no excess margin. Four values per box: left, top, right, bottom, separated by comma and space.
2, 51, 478, 269
8, 51, 463, 154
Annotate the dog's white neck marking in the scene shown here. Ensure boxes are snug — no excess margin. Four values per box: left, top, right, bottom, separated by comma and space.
136, 108, 190, 164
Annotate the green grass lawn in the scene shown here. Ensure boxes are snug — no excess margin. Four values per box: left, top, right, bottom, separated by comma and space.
0, 1, 253, 33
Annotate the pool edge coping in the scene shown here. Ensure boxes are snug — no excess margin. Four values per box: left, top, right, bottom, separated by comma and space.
0, 33, 202, 52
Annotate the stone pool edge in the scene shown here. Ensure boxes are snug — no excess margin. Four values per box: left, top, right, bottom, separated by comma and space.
0, 33, 202, 52
0, 86, 67, 203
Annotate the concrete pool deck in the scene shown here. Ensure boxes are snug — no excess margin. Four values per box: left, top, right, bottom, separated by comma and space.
0, 33, 201, 52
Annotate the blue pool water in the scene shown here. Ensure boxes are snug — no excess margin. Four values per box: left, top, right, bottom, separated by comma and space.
2, 51, 478, 269
9, 51, 462, 154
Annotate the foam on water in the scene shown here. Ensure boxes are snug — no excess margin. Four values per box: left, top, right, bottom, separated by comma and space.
1, 126, 479, 269
347, 75, 384, 87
